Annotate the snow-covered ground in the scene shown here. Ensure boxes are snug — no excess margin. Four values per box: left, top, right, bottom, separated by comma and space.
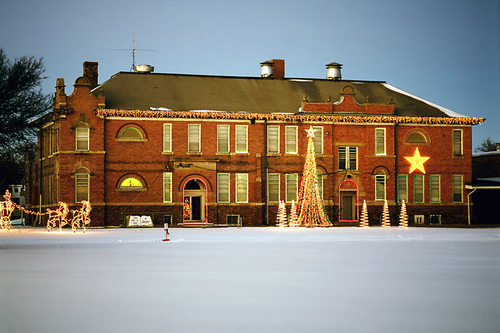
1, 227, 499, 333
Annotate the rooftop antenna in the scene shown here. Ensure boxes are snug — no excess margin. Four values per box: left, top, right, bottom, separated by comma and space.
111, 33, 157, 72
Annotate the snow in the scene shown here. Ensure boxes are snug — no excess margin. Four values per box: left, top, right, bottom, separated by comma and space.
1, 227, 499, 333
382, 83, 467, 118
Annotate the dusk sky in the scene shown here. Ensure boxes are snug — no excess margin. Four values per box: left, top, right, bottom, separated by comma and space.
1, 0, 498, 148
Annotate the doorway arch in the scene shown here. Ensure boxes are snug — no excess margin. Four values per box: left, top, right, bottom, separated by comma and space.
338, 179, 359, 222
182, 178, 208, 224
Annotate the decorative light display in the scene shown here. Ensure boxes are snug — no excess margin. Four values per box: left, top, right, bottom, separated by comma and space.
47, 202, 69, 232
398, 200, 408, 228
404, 148, 430, 174
183, 198, 191, 220
296, 126, 332, 227
0, 190, 91, 233
96, 108, 484, 126
276, 200, 288, 227
381, 200, 391, 227
289, 200, 298, 227
359, 200, 369, 228
70, 200, 92, 233
0, 190, 14, 230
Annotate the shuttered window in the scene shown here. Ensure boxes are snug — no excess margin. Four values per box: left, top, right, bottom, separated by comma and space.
375, 174, 386, 201
429, 175, 441, 203
452, 174, 463, 202
267, 126, 279, 153
313, 126, 323, 155
236, 173, 248, 203
268, 173, 280, 202
339, 146, 357, 170
286, 174, 298, 202
285, 126, 298, 154
217, 125, 230, 153
163, 172, 172, 203
235, 125, 248, 153
163, 123, 172, 152
397, 175, 408, 203
75, 173, 89, 202
217, 173, 230, 203
75, 127, 89, 151
375, 128, 386, 155
414, 175, 424, 203
452, 129, 463, 156
188, 124, 201, 152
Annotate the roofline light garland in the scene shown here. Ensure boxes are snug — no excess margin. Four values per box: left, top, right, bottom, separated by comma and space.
95, 109, 484, 125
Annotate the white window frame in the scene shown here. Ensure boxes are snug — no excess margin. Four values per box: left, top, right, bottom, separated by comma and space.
339, 146, 358, 170
236, 173, 248, 203
75, 126, 89, 151
452, 174, 463, 203
267, 125, 280, 154
375, 174, 386, 201
163, 172, 172, 203
375, 128, 386, 156
267, 173, 280, 202
285, 126, 298, 154
397, 174, 408, 203
217, 124, 230, 153
217, 173, 230, 203
75, 172, 89, 203
188, 124, 201, 153
313, 126, 323, 155
429, 174, 441, 203
235, 125, 248, 153
163, 123, 172, 152
285, 173, 298, 203
414, 175, 425, 203
452, 129, 463, 157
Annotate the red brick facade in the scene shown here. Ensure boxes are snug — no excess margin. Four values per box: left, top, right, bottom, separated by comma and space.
26, 63, 478, 227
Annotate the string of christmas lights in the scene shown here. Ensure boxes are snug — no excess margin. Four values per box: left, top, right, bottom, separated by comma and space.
96, 108, 485, 125
381, 200, 391, 227
398, 200, 408, 228
0, 190, 91, 232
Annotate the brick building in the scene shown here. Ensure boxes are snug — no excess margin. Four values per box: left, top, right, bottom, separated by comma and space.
26, 60, 484, 227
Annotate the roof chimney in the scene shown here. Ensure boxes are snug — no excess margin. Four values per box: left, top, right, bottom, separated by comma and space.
83, 61, 98, 89
326, 62, 342, 80
270, 59, 284, 79
260, 61, 273, 78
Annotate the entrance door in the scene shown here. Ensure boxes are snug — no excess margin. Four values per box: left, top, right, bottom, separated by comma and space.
340, 192, 356, 221
190, 196, 201, 220
183, 179, 206, 223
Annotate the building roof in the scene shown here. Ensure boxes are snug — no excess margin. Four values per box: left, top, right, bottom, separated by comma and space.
93, 72, 468, 118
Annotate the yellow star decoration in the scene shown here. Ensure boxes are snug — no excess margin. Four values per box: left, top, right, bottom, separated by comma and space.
305, 126, 316, 138
404, 147, 430, 174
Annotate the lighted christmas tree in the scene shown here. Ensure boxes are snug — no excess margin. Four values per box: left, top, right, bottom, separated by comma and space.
398, 200, 408, 228
276, 200, 288, 227
289, 200, 298, 227
359, 200, 369, 227
381, 200, 391, 227
296, 126, 332, 227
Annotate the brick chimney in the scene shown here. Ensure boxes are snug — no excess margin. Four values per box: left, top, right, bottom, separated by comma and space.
270, 59, 285, 79
83, 61, 98, 89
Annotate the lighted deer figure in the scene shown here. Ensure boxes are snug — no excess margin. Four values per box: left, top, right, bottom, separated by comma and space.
46, 201, 70, 232
71, 201, 92, 233
0, 190, 15, 230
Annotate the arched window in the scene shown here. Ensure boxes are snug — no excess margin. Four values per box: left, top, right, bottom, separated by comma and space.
75, 167, 90, 202
75, 123, 89, 151
119, 176, 144, 189
119, 126, 144, 140
406, 131, 427, 144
